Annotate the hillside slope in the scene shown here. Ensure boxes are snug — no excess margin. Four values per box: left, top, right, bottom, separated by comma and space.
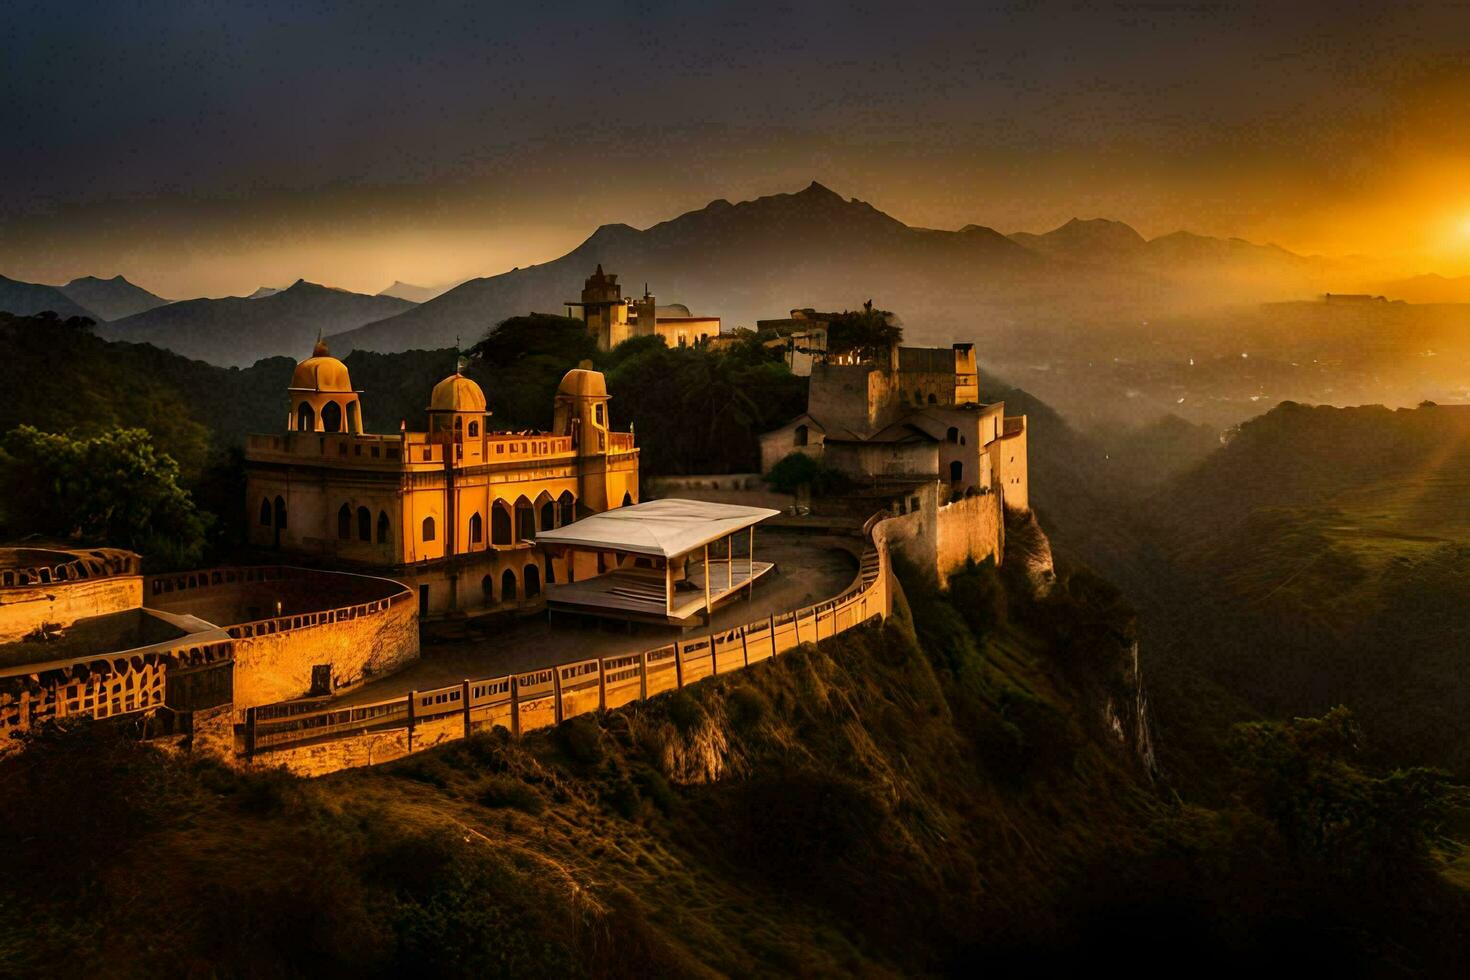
99, 279, 416, 367
3, 547, 1463, 976
1115, 402, 1470, 782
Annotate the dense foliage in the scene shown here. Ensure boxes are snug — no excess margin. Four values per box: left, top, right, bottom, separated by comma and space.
0, 425, 209, 567
467, 316, 807, 473
823, 301, 902, 360
763, 452, 852, 496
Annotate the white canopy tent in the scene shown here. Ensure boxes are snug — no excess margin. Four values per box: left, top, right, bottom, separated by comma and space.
535, 499, 781, 624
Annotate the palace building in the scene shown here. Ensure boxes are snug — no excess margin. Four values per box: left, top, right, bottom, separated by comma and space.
566, 265, 722, 352
244, 342, 640, 618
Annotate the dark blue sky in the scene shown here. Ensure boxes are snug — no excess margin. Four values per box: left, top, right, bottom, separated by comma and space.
4, 1, 1468, 294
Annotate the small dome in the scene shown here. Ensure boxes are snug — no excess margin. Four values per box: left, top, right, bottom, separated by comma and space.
557, 367, 608, 398
290, 340, 353, 393
430, 372, 486, 412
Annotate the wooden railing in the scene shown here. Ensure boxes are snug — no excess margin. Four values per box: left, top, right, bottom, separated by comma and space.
245, 520, 891, 760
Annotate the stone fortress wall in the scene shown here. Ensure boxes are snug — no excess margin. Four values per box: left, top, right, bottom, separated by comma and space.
874, 483, 1005, 589
0, 548, 142, 644
242, 522, 894, 776
0, 557, 419, 748
146, 566, 419, 718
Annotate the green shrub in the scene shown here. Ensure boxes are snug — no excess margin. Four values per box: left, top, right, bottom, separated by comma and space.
478, 775, 545, 815
664, 690, 706, 734
725, 686, 770, 732
765, 451, 853, 495
557, 714, 605, 766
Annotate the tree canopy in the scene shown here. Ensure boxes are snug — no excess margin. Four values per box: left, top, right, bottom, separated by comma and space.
0, 425, 209, 569
825, 301, 902, 360
463, 316, 808, 474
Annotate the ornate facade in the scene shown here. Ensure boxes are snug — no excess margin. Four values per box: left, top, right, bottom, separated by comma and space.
244, 343, 640, 617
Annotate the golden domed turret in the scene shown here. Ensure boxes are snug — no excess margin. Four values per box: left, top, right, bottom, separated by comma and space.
290, 339, 354, 393
429, 362, 487, 413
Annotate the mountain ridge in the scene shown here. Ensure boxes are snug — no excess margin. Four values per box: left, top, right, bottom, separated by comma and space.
99, 279, 416, 367
59, 274, 169, 320
0, 274, 100, 321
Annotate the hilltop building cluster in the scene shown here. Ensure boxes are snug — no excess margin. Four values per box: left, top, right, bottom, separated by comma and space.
1, 266, 1032, 773
244, 343, 640, 618
567, 265, 721, 351
758, 340, 1028, 512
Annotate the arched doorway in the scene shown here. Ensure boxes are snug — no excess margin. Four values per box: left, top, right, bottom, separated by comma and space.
537, 492, 555, 531
515, 496, 534, 540
524, 564, 541, 597
259, 498, 272, 527
501, 568, 518, 601
946, 426, 959, 443
491, 502, 512, 545
296, 402, 315, 432
357, 506, 371, 541
377, 510, 390, 544
321, 400, 343, 433
558, 491, 576, 526
481, 574, 493, 602
949, 460, 963, 483
337, 503, 351, 539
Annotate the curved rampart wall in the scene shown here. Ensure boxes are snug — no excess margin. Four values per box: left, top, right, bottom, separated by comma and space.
0, 549, 143, 644
0, 634, 233, 744
144, 566, 419, 719
246, 521, 893, 776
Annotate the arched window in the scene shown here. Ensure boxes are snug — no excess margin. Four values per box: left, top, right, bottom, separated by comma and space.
949, 460, 964, 483
524, 564, 541, 597
913, 389, 922, 404
274, 496, 287, 529
422, 516, 436, 542
927, 393, 938, 405
469, 512, 483, 545
468, 420, 479, 437
482, 574, 494, 600
338, 503, 351, 539
296, 402, 315, 432
537, 494, 555, 531
501, 568, 518, 601
259, 498, 272, 526
321, 400, 343, 433
357, 506, 371, 541
794, 424, 809, 447
559, 491, 576, 526
621, 491, 634, 507
515, 496, 535, 540
491, 502, 512, 545
377, 510, 390, 544
947, 426, 959, 444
